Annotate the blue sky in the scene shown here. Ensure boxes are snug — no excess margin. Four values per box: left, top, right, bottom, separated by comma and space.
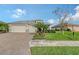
0, 4, 79, 24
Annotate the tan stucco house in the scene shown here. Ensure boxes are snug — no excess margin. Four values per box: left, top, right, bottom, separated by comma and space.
9, 21, 37, 33
49, 23, 79, 32
64, 24, 79, 32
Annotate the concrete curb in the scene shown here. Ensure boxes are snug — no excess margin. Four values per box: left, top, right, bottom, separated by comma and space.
29, 40, 79, 47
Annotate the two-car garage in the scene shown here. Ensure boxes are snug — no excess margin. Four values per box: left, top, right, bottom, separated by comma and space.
9, 26, 27, 32
9, 23, 37, 33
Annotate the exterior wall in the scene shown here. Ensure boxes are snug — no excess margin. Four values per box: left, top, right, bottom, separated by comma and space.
27, 25, 37, 33
9, 24, 37, 33
73, 26, 79, 32
67, 26, 73, 31
9, 25, 26, 32
64, 24, 79, 32
68, 26, 79, 32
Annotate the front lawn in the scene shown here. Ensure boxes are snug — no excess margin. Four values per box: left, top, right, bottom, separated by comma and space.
31, 46, 79, 55
33, 31, 79, 40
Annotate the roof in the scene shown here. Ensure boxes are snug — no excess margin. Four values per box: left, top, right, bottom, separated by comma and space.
8, 20, 35, 26
50, 23, 79, 28
64, 23, 79, 27
8, 20, 44, 26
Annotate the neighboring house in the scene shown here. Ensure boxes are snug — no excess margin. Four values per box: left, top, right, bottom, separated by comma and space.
64, 24, 79, 32
48, 24, 59, 30
8, 20, 37, 33
49, 23, 79, 32
48, 24, 62, 30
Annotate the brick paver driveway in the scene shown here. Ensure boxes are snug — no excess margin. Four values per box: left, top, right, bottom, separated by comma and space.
0, 33, 33, 55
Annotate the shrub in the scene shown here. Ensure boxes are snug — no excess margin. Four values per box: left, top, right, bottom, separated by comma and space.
55, 28, 60, 31
0, 22, 9, 33
64, 28, 71, 31
33, 33, 45, 39
66, 28, 71, 31
47, 30, 56, 33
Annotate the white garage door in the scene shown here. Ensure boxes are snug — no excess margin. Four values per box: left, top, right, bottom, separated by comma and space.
9, 26, 27, 32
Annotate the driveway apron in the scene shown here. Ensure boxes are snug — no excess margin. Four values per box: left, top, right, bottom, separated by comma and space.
0, 33, 33, 55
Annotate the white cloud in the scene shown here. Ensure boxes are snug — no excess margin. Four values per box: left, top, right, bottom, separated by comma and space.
56, 6, 79, 22
12, 14, 20, 18
47, 19, 59, 25
72, 5, 79, 20
74, 5, 79, 11
12, 9, 26, 18
65, 17, 70, 21
64, 14, 72, 22
47, 19, 54, 24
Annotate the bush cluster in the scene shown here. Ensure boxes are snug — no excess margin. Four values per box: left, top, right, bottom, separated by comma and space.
45, 30, 56, 33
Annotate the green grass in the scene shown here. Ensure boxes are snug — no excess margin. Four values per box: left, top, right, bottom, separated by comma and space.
33, 31, 79, 40
33, 34, 45, 39
31, 46, 79, 55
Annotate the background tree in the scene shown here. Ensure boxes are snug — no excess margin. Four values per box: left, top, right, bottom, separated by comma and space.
53, 8, 69, 34
69, 17, 75, 38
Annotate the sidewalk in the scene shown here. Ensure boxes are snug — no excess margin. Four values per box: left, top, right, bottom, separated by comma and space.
29, 40, 79, 47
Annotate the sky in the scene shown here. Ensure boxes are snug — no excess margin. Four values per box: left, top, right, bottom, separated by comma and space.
0, 4, 79, 24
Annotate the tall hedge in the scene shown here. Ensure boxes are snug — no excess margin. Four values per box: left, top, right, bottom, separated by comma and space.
0, 22, 9, 32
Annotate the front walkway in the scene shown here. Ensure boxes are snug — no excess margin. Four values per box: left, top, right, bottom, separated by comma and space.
30, 40, 79, 47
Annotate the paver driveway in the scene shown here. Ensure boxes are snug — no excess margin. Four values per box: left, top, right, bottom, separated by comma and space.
0, 33, 33, 55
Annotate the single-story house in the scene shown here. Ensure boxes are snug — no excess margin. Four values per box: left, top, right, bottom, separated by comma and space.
49, 23, 79, 32
64, 24, 79, 32
8, 21, 37, 33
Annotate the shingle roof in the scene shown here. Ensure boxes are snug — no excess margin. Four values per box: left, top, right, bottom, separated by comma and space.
8, 20, 35, 26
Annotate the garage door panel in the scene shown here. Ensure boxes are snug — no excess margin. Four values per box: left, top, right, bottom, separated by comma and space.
9, 26, 26, 32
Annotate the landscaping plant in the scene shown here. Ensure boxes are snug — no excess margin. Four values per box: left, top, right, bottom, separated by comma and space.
0, 22, 9, 33
35, 21, 48, 35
